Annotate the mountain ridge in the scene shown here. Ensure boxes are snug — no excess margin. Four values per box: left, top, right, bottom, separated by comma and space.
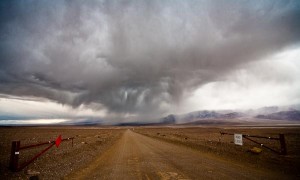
160, 104, 300, 124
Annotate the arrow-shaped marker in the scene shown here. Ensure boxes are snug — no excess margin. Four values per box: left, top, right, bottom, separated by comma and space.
55, 135, 62, 148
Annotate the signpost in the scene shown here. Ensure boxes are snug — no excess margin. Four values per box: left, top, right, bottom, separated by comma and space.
220, 132, 287, 155
234, 134, 243, 146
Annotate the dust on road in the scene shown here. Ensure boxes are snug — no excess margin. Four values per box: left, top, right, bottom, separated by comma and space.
67, 129, 282, 180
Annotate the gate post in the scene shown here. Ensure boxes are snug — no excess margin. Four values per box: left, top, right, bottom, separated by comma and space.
279, 134, 287, 155
9, 141, 20, 171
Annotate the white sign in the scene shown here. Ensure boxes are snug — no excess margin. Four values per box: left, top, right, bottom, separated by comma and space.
234, 134, 243, 146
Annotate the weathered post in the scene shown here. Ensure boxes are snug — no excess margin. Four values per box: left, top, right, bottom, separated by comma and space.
9, 141, 20, 171
279, 134, 287, 155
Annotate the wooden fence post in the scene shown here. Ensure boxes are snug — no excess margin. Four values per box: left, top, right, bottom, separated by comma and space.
9, 141, 20, 171
279, 134, 287, 155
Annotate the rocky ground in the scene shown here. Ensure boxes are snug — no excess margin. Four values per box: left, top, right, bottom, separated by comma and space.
0, 126, 124, 179
1, 126, 300, 179
134, 126, 300, 178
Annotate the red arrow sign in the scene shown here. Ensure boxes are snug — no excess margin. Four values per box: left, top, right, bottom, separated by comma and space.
55, 135, 62, 148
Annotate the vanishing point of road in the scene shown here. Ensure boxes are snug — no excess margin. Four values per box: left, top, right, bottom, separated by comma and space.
68, 130, 279, 180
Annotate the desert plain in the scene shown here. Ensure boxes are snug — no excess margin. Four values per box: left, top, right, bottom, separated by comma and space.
0, 125, 300, 179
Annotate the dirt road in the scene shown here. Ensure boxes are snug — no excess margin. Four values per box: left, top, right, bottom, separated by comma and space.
68, 130, 281, 179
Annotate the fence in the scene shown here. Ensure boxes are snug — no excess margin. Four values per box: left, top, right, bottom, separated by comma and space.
220, 132, 286, 155
9, 136, 74, 172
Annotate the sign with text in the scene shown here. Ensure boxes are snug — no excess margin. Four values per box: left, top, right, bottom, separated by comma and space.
234, 134, 243, 146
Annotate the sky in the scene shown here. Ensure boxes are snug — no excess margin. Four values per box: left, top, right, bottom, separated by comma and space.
0, 0, 300, 124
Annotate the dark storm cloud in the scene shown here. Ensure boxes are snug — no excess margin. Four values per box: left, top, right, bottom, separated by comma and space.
0, 0, 300, 117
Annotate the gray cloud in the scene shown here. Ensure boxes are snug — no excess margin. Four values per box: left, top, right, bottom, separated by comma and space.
0, 0, 300, 119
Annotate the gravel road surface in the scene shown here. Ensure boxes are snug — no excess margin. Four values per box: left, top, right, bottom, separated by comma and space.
68, 129, 281, 179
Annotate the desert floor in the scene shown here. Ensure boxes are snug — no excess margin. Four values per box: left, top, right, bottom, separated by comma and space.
1, 126, 300, 179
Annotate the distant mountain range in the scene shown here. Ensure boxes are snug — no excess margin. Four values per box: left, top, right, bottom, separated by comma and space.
159, 104, 300, 125
2, 105, 299, 126
255, 110, 300, 121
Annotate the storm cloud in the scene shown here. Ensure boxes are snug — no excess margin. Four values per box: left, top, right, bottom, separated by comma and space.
0, 0, 300, 119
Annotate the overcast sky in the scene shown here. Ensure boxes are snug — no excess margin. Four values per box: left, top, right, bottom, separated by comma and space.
0, 0, 300, 124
